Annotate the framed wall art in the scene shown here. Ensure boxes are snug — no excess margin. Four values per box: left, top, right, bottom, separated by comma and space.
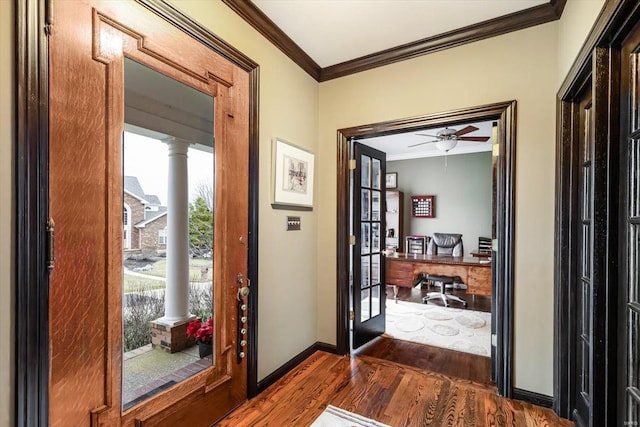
272, 138, 315, 210
385, 172, 398, 189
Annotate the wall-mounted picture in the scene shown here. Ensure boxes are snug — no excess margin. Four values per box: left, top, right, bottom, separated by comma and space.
272, 138, 315, 209
385, 172, 398, 189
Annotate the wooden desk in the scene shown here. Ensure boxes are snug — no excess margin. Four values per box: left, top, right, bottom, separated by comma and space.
386, 253, 492, 296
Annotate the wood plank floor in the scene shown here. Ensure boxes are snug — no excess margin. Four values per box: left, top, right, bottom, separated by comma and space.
217, 351, 572, 427
358, 336, 492, 386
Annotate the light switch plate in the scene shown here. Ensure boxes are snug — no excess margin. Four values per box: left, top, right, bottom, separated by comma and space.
287, 216, 301, 231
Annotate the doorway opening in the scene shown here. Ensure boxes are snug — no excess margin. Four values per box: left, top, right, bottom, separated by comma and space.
357, 120, 494, 368
336, 101, 517, 397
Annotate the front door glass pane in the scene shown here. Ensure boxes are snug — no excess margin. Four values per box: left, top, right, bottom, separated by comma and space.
122, 58, 214, 409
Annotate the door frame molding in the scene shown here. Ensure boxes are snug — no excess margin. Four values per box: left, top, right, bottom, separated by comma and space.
15, 0, 260, 424
553, 0, 640, 422
335, 100, 517, 397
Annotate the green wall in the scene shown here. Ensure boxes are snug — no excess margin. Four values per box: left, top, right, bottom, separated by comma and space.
389, 152, 492, 255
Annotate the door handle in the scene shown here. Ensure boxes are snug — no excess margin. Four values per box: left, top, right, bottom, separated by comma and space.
47, 218, 55, 273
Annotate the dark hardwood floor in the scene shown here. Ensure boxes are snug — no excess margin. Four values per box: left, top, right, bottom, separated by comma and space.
387, 284, 492, 312
217, 351, 571, 427
358, 336, 492, 386
381, 284, 492, 387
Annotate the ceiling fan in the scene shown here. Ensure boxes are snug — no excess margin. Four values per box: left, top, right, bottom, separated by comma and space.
408, 125, 490, 152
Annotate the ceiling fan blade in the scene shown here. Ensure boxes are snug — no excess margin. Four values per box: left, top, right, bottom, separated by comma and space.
416, 133, 440, 138
408, 140, 438, 148
454, 125, 479, 137
458, 136, 490, 142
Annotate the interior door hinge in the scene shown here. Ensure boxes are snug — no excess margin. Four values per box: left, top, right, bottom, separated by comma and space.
349, 235, 356, 245
47, 218, 55, 273
350, 310, 355, 321
348, 159, 356, 170
492, 238, 498, 252
492, 143, 500, 157
491, 333, 497, 347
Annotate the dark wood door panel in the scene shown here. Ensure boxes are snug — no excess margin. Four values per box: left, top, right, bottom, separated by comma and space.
353, 143, 386, 349
569, 88, 594, 427
621, 19, 640, 426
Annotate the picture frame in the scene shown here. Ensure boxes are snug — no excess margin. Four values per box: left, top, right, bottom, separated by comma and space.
272, 138, 315, 210
385, 172, 398, 189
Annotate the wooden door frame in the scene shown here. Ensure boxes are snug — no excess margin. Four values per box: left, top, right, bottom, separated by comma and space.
15, 0, 260, 424
554, 0, 640, 423
335, 100, 517, 398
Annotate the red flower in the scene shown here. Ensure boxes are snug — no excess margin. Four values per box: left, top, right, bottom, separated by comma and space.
186, 318, 213, 344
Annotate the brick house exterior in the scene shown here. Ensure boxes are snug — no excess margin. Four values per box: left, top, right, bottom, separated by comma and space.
124, 176, 167, 256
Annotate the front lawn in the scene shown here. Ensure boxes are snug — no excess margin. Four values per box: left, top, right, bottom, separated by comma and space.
140, 259, 212, 282
123, 275, 165, 293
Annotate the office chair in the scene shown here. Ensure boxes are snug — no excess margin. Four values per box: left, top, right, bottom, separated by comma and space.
426, 232, 463, 257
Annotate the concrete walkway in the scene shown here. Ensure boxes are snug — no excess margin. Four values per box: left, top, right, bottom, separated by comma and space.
124, 267, 166, 281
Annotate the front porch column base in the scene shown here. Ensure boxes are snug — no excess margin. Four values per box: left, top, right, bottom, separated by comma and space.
150, 316, 196, 353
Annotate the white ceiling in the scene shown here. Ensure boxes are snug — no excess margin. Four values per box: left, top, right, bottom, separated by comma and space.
358, 120, 494, 161
253, 0, 549, 67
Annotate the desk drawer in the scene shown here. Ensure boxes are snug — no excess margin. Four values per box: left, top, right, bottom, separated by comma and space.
385, 259, 414, 287
468, 266, 491, 296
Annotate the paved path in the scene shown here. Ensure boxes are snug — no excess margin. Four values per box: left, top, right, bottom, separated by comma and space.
124, 267, 166, 282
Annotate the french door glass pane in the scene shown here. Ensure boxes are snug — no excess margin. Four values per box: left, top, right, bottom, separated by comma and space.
371, 254, 380, 285
372, 191, 380, 221
361, 223, 370, 254
632, 140, 639, 216
361, 288, 370, 322
361, 189, 370, 221
361, 256, 370, 289
371, 285, 380, 317
372, 158, 381, 190
372, 224, 380, 253
361, 155, 371, 188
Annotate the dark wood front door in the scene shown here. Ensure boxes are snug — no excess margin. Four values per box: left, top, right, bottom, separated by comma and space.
352, 143, 387, 349
48, 1, 249, 425
572, 89, 595, 427
619, 19, 640, 426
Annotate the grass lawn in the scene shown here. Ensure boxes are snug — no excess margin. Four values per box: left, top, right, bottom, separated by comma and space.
123, 274, 166, 293
141, 258, 213, 282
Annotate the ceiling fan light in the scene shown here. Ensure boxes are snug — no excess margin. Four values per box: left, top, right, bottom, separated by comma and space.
435, 139, 457, 152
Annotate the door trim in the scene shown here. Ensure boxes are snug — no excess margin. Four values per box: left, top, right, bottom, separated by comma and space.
554, 0, 640, 421
15, 1, 260, 424
335, 100, 517, 397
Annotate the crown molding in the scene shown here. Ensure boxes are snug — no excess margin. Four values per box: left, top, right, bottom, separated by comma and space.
221, 0, 321, 80
223, 0, 566, 82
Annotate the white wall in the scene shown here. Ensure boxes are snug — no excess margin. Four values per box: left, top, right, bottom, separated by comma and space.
317, 22, 559, 395
389, 152, 493, 255
0, 1, 14, 425
557, 0, 605, 86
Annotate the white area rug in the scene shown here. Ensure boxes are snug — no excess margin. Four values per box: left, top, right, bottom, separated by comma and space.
311, 405, 390, 427
384, 300, 492, 357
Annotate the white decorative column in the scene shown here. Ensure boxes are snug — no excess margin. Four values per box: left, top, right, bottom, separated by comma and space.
163, 137, 192, 323
151, 137, 195, 353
